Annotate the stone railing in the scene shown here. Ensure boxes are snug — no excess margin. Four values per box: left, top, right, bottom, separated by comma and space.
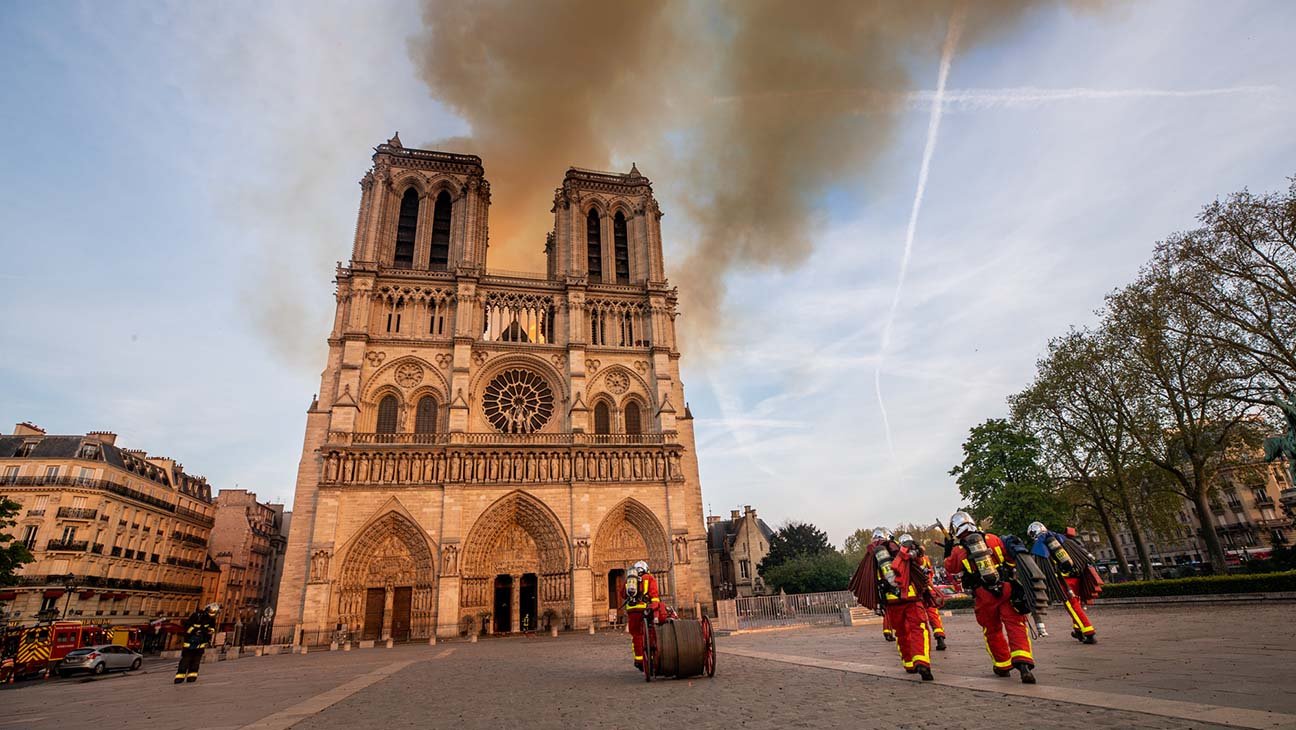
334, 431, 674, 447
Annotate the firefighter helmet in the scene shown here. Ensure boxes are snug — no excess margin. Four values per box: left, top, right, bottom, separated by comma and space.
204, 603, 221, 614
950, 511, 977, 539
898, 533, 916, 548
632, 560, 649, 576
871, 527, 892, 542
1027, 521, 1047, 540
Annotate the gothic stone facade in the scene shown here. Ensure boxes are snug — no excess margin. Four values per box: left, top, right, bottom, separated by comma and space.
275, 137, 712, 640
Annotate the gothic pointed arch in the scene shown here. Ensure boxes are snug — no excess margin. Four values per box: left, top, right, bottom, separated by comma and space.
586, 207, 603, 283
590, 498, 670, 604
458, 491, 571, 620
393, 187, 419, 268
336, 505, 438, 638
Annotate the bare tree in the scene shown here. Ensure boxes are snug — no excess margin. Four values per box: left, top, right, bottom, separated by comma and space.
1158, 179, 1296, 397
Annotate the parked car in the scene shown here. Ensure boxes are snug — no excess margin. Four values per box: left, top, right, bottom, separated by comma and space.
57, 644, 142, 677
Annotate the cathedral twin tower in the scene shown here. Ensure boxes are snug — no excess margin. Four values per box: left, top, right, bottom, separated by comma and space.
274, 136, 712, 640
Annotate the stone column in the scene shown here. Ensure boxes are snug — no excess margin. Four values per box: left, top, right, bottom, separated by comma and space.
382, 586, 394, 640
511, 576, 521, 633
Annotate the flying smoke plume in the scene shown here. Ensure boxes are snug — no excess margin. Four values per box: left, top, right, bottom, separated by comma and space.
409, 0, 1069, 347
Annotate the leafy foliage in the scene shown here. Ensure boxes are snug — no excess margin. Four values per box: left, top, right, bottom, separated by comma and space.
1100, 570, 1296, 598
948, 419, 1068, 540
1, 497, 35, 586
760, 551, 854, 594
758, 522, 833, 576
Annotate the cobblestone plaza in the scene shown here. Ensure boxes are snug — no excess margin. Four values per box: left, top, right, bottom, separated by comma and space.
4, 604, 1292, 729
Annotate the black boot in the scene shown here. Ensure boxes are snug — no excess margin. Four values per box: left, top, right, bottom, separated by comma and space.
1017, 665, 1036, 684
883, 631, 895, 642
633, 660, 643, 671
174, 677, 184, 684
1071, 628, 1082, 641
935, 635, 946, 651
993, 667, 1011, 677
1082, 634, 1096, 645
917, 666, 934, 681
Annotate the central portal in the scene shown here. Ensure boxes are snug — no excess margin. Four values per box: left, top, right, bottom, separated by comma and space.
493, 575, 513, 633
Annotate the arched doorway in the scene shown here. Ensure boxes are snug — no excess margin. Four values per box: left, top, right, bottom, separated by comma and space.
460, 492, 571, 634
337, 511, 437, 641
591, 499, 670, 622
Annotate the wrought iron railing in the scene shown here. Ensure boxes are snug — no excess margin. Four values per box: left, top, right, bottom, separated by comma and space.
46, 540, 90, 552
172, 531, 209, 547
57, 507, 98, 520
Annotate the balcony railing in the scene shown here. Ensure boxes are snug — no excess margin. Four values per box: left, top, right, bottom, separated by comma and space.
333, 431, 675, 447
57, 507, 98, 520
0, 474, 207, 513
172, 531, 209, 547
25, 509, 45, 517
175, 505, 214, 527
1253, 494, 1275, 507
1258, 517, 1291, 529
15, 573, 203, 595
90, 543, 104, 555
166, 557, 204, 570
46, 539, 90, 552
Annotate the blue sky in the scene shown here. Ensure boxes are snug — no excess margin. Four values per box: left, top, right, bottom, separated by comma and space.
2, 1, 1294, 544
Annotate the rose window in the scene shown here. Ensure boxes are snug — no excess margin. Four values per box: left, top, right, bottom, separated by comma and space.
482, 368, 555, 433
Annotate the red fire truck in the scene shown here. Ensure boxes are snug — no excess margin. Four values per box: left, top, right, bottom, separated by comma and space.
12, 621, 111, 679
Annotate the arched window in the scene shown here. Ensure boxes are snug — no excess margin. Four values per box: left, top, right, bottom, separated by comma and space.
430, 191, 452, 270
624, 402, 642, 435
394, 189, 419, 268
586, 209, 603, 283
594, 402, 611, 435
613, 211, 630, 284
376, 395, 399, 434
415, 396, 438, 434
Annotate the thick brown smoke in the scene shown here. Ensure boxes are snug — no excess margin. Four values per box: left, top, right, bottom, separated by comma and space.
410, 0, 1063, 346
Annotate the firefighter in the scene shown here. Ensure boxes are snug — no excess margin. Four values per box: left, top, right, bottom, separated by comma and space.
942, 512, 1037, 684
624, 560, 665, 671
175, 603, 218, 684
870, 528, 934, 681
899, 533, 946, 651
1028, 521, 1097, 644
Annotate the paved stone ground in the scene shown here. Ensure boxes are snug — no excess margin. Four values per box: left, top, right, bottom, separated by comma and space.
722, 603, 1296, 717
0, 604, 1290, 730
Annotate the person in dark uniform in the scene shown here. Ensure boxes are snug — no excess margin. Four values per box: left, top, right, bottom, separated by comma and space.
175, 603, 219, 684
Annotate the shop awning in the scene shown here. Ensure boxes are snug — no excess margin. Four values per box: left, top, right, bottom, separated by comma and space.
0, 591, 17, 600
43, 589, 65, 599
79, 590, 96, 599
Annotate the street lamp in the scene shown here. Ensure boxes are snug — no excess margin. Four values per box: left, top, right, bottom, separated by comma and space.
60, 573, 80, 620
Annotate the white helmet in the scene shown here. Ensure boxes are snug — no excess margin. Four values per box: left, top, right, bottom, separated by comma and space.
898, 533, 916, 547
871, 527, 892, 542
1027, 521, 1047, 540
950, 511, 977, 539
632, 560, 649, 576
204, 603, 221, 614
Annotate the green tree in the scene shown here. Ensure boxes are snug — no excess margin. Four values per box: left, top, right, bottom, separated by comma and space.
949, 418, 1068, 540
757, 522, 832, 576
1, 496, 35, 586
761, 551, 854, 594
842, 528, 872, 562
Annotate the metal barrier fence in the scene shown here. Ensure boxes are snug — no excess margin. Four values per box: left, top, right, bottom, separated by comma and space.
732, 590, 858, 630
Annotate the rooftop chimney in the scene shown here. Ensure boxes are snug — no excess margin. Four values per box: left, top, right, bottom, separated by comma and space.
14, 422, 45, 436
86, 431, 118, 446
730, 509, 740, 521
743, 505, 754, 517
706, 515, 721, 527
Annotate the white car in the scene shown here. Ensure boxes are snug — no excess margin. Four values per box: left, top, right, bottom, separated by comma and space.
57, 644, 143, 677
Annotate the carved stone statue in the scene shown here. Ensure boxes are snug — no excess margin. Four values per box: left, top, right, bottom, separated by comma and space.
1264, 394, 1296, 513
309, 550, 331, 583
442, 544, 459, 576
574, 539, 590, 569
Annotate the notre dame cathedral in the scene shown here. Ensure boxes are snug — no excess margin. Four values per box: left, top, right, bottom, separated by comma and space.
274, 135, 713, 640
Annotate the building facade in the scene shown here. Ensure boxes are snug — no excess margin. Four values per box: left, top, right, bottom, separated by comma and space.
275, 137, 712, 641
706, 506, 773, 598
1087, 457, 1292, 574
209, 489, 285, 641
0, 423, 215, 625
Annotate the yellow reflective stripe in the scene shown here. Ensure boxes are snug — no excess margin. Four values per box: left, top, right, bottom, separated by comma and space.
913, 621, 931, 664
994, 546, 1004, 560
1010, 649, 1033, 660
906, 585, 916, 597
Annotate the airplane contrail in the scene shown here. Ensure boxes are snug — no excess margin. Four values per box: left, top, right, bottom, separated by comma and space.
874, 4, 965, 458
714, 84, 1275, 108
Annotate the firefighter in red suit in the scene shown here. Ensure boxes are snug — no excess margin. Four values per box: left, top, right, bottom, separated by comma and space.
871, 528, 934, 681
899, 533, 946, 651
625, 560, 666, 670
942, 512, 1037, 684
1029, 521, 1098, 643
